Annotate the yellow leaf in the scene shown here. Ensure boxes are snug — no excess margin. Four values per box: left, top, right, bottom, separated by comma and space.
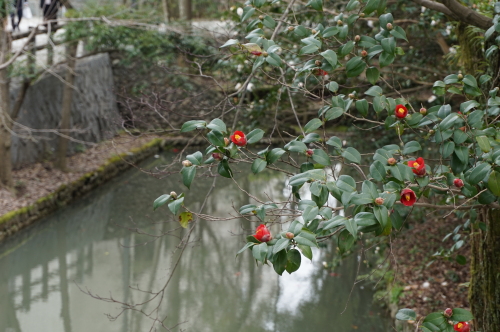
179, 212, 193, 228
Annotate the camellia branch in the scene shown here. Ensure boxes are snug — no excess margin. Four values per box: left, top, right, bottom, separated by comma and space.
411, 0, 492, 30
441, 0, 493, 30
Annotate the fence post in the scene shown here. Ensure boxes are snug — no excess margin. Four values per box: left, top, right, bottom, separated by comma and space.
54, 41, 78, 171
46, 31, 54, 67
27, 27, 36, 75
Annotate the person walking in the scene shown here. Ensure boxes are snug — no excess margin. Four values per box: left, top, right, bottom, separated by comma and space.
10, 0, 26, 31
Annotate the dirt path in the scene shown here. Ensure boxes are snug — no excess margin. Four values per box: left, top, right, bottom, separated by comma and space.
0, 134, 162, 216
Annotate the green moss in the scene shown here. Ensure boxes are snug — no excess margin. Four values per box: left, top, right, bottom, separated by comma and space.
0, 207, 29, 226
35, 193, 54, 204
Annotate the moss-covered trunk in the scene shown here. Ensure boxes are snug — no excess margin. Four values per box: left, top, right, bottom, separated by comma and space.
0, 17, 12, 188
469, 208, 500, 331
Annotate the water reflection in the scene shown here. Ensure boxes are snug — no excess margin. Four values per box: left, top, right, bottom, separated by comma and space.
0, 154, 390, 332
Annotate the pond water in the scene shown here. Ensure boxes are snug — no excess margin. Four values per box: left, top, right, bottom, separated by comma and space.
0, 152, 391, 332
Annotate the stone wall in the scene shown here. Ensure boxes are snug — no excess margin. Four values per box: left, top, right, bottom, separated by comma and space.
10, 53, 121, 168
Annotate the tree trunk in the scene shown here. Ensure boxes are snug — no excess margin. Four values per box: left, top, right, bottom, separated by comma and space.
0, 17, 12, 188
179, 0, 191, 21
162, 0, 169, 23
54, 41, 78, 171
469, 208, 500, 331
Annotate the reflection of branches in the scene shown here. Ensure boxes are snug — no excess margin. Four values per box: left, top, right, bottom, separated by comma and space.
79, 177, 217, 331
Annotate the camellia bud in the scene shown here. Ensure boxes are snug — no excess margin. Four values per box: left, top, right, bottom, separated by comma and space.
361, 50, 368, 57
259, 15, 264, 20
182, 160, 192, 167
306, 149, 314, 157
212, 153, 223, 161
311, 29, 317, 34
457, 73, 463, 80
420, 107, 427, 115
429, 129, 435, 135
359, 13, 365, 17
262, 51, 268, 57
459, 126, 467, 132
315, 60, 322, 66
387, 157, 397, 166
443, 308, 453, 318
170, 191, 177, 199
288, 26, 295, 31
348, 93, 355, 99
285, 232, 295, 239
386, 23, 393, 30
453, 178, 464, 188
374, 197, 385, 205
224, 137, 230, 146
354, 35, 361, 42
337, 20, 343, 26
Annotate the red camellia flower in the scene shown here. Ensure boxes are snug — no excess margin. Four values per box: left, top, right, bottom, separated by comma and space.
453, 322, 470, 332
250, 51, 263, 56
395, 104, 408, 118
314, 68, 328, 76
254, 224, 272, 242
454, 178, 464, 188
400, 188, 417, 206
408, 157, 426, 176
230, 131, 247, 146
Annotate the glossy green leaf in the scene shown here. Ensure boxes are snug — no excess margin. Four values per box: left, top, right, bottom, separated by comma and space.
325, 107, 344, 120
366, 67, 380, 85
267, 148, 286, 164
207, 130, 225, 147
346, 56, 366, 77
251, 159, 267, 174
451, 309, 473, 322
312, 149, 331, 166
342, 147, 361, 164
469, 163, 491, 185
218, 160, 233, 178
298, 244, 313, 260
320, 49, 338, 68
253, 242, 268, 262
153, 194, 171, 211
304, 118, 323, 133
285, 140, 308, 153
345, 218, 358, 239
220, 39, 239, 48
370, 160, 386, 181
236, 242, 255, 256
476, 136, 491, 153
396, 309, 416, 321
246, 128, 265, 144
263, 15, 276, 29
336, 175, 357, 192
285, 249, 301, 273
207, 118, 227, 133
402, 141, 421, 155
180, 120, 206, 132
168, 197, 184, 216
326, 136, 342, 149
356, 99, 369, 117
439, 141, 455, 158
338, 229, 355, 254
181, 166, 196, 189
363, 0, 379, 14
487, 170, 500, 196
